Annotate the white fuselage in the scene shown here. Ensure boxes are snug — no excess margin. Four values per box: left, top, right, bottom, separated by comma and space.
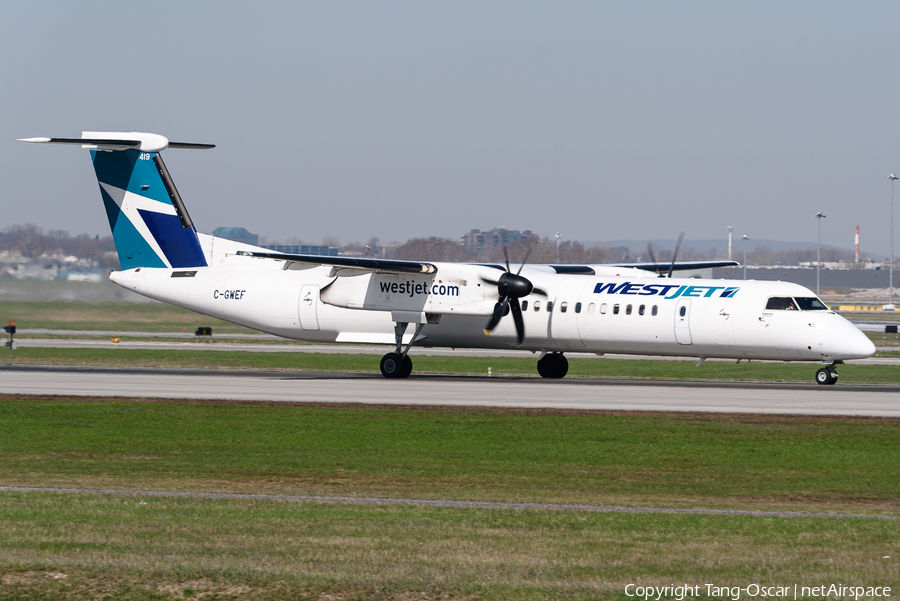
108, 235, 875, 364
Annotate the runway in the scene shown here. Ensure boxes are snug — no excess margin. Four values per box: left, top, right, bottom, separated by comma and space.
12, 335, 900, 365
1, 365, 897, 416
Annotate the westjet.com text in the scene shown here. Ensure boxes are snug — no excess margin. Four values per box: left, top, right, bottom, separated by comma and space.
380, 281, 459, 297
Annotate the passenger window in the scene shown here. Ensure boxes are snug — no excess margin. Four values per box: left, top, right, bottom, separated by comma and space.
679, 306, 686, 317
534, 301, 541, 312
639, 304, 645, 316
599, 303, 607, 314
588, 303, 595, 314
765, 297, 798, 311
652, 305, 658, 316
547, 301, 554, 312
575, 302, 582, 314
521, 300, 528, 311
626, 304, 633, 315
560, 302, 568, 313
613, 304, 620, 315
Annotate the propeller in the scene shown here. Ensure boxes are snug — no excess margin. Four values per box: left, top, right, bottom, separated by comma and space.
666, 231, 686, 279
647, 231, 686, 278
646, 241, 662, 277
482, 244, 546, 345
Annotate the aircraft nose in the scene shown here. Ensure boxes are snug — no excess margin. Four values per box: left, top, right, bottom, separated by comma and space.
849, 328, 876, 358
825, 317, 876, 359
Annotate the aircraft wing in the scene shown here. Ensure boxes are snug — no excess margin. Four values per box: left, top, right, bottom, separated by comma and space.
613, 260, 740, 274
236, 251, 437, 275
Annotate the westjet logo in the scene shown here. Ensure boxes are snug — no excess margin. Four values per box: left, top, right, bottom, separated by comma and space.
593, 282, 739, 299
379, 281, 459, 297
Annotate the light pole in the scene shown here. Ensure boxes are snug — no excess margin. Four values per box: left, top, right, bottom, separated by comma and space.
741, 234, 749, 280
890, 174, 898, 309
727, 226, 735, 261
815, 212, 826, 297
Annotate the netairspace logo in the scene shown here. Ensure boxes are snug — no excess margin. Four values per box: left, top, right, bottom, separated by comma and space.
624, 583, 891, 601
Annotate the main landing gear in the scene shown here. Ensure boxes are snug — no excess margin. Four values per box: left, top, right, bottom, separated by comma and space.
815, 364, 839, 386
537, 352, 568, 379
380, 321, 425, 379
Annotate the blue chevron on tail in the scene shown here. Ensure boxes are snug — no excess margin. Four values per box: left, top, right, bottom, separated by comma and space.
19, 132, 213, 269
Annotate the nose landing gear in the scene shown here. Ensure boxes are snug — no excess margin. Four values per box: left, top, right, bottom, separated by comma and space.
815, 364, 839, 386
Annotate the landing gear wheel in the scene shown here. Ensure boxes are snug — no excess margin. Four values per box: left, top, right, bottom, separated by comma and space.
555, 354, 569, 378
401, 355, 413, 378
537, 357, 550, 378
537, 353, 568, 379
380, 352, 410, 379
815, 367, 838, 386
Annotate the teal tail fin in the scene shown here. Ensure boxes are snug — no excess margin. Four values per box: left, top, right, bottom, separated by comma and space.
20, 132, 214, 269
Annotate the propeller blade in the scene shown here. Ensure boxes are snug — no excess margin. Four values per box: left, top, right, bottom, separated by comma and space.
532, 287, 548, 297
666, 231, 686, 279
502, 244, 511, 273
516, 243, 534, 275
646, 241, 663, 276
484, 297, 510, 334
480, 277, 500, 287
510, 297, 525, 346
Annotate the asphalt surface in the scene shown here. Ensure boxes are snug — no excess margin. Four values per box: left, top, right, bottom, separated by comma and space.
1, 365, 897, 416
12, 335, 900, 364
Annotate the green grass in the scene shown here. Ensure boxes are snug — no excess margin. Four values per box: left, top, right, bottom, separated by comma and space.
3, 347, 900, 383
1, 400, 898, 512
0, 493, 897, 600
0, 399, 898, 599
0, 299, 254, 333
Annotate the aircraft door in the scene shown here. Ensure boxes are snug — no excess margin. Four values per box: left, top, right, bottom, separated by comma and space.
550, 282, 589, 348
298, 285, 320, 331
674, 299, 692, 345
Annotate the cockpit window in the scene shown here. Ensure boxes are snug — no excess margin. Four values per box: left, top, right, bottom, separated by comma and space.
795, 297, 829, 311
765, 297, 798, 311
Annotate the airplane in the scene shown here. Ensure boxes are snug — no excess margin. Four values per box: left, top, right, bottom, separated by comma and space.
18, 132, 876, 385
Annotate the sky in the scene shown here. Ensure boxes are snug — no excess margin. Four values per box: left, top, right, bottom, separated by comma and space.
3, 1, 900, 256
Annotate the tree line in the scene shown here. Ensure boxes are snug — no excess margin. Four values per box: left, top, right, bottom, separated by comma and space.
0, 223, 874, 269
0, 224, 119, 269
388, 236, 868, 266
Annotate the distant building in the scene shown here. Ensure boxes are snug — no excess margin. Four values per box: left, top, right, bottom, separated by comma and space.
262, 244, 339, 257
212, 227, 259, 246
461, 227, 538, 253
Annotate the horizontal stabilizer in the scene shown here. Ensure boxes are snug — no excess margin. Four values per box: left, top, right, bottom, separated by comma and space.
18, 132, 214, 153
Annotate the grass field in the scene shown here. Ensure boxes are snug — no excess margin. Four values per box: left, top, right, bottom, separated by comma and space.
0, 399, 898, 599
2, 399, 899, 511
1, 493, 896, 601
0, 299, 253, 334
1, 295, 898, 598
3, 347, 900, 383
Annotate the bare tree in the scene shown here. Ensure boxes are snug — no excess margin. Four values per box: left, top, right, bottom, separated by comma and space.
487, 237, 614, 265
394, 237, 471, 262
7, 223, 48, 258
